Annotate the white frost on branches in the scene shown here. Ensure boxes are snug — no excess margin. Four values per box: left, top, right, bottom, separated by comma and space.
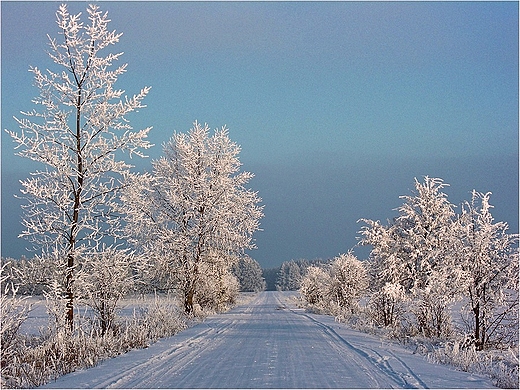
358, 177, 518, 346
121, 121, 263, 314
457, 190, 519, 349
5, 4, 151, 330
359, 177, 459, 337
232, 256, 266, 292
300, 253, 367, 318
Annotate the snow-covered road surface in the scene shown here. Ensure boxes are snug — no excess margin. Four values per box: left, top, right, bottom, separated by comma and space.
42, 291, 495, 388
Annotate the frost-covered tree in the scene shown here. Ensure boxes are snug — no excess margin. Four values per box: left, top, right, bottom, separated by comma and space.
232, 256, 266, 292
300, 254, 367, 317
359, 177, 459, 337
327, 253, 368, 314
300, 265, 329, 306
457, 191, 519, 350
82, 247, 136, 336
358, 219, 405, 288
275, 259, 320, 291
1, 256, 53, 295
396, 177, 457, 291
359, 219, 409, 328
122, 122, 263, 314
396, 177, 460, 337
196, 263, 240, 313
367, 282, 407, 328
276, 261, 303, 291
5, 4, 152, 330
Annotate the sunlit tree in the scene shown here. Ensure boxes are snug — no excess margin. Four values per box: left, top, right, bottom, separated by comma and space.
122, 122, 263, 314
326, 253, 368, 314
360, 177, 459, 337
6, 4, 152, 330
300, 265, 329, 306
457, 191, 519, 349
232, 256, 266, 292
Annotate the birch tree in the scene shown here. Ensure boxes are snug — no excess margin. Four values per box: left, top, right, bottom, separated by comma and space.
122, 122, 263, 315
5, 4, 152, 330
396, 177, 459, 337
457, 191, 519, 349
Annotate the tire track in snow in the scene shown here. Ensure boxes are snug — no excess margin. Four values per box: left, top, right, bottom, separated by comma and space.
295, 310, 428, 388
51, 318, 239, 389
107, 318, 242, 388
293, 310, 414, 388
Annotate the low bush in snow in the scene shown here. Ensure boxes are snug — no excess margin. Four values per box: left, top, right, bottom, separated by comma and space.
1, 263, 33, 388
1, 294, 187, 389
428, 339, 519, 389
300, 253, 368, 319
194, 266, 240, 315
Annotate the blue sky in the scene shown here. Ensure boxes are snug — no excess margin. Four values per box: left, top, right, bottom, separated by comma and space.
2, 1, 518, 268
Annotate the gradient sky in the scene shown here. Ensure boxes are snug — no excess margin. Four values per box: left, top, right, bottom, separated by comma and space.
2, 1, 518, 268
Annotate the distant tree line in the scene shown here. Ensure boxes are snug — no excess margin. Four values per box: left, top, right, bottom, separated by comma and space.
260, 258, 328, 292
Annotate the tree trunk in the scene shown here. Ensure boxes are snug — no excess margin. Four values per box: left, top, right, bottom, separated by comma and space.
473, 301, 481, 349
184, 287, 194, 315
66, 252, 74, 332
100, 300, 108, 337
65, 86, 83, 332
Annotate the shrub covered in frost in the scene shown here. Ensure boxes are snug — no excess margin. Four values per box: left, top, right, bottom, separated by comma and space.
195, 264, 240, 314
300, 253, 368, 319
2, 294, 187, 388
429, 339, 519, 389
1, 263, 32, 388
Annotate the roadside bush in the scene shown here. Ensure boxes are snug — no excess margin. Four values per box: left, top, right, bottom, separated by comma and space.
366, 282, 407, 329
82, 248, 136, 337
300, 253, 368, 319
195, 265, 239, 314
326, 253, 368, 315
300, 266, 329, 306
2, 294, 186, 389
1, 263, 32, 388
429, 339, 519, 389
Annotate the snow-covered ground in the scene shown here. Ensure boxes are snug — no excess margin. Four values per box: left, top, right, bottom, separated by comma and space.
38, 291, 496, 389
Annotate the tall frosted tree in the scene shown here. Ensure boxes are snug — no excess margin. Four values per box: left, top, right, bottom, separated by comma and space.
122, 122, 263, 314
396, 177, 461, 337
457, 191, 519, 349
360, 177, 459, 337
396, 177, 457, 291
6, 4, 152, 330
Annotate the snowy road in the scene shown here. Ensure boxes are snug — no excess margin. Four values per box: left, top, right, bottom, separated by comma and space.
42, 291, 495, 389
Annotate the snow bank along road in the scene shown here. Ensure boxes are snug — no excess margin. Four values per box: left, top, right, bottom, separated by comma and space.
42, 291, 495, 389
